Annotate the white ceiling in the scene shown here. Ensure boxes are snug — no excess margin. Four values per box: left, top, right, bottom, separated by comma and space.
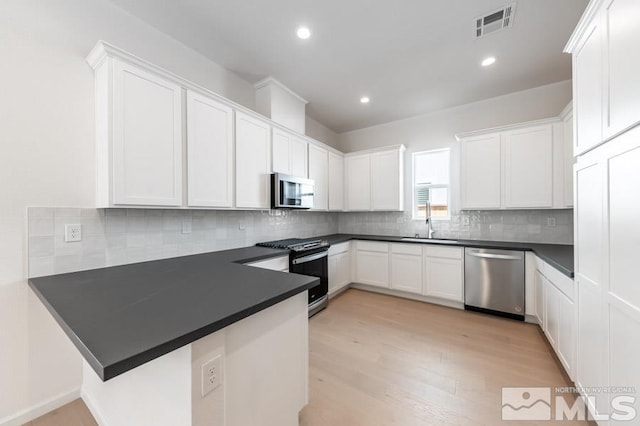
106, 0, 588, 133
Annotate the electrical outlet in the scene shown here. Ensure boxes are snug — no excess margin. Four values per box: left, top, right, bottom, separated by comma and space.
201, 355, 222, 397
64, 224, 82, 242
547, 217, 557, 227
462, 217, 470, 226
181, 220, 192, 234
238, 222, 246, 230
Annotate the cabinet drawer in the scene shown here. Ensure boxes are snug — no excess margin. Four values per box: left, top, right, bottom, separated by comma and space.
247, 256, 289, 271
545, 265, 575, 301
534, 255, 547, 273
390, 243, 422, 256
424, 246, 463, 260
356, 241, 389, 253
328, 242, 350, 256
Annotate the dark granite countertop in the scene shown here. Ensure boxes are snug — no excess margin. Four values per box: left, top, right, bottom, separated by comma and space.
316, 234, 574, 278
28, 246, 315, 381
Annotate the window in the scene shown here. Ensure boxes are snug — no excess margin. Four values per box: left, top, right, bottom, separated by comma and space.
412, 148, 450, 220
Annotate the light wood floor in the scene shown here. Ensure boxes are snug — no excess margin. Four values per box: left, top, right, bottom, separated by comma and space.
25, 398, 96, 426
299, 289, 593, 426
30, 289, 593, 425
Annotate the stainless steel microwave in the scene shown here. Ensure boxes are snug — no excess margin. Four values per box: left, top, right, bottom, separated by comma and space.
271, 173, 314, 209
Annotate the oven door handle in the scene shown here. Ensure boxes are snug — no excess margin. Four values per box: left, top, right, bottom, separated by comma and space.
292, 251, 328, 265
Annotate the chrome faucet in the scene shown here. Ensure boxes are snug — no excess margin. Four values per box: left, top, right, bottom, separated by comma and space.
425, 201, 435, 239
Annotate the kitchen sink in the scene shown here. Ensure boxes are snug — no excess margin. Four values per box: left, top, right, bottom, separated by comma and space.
400, 237, 459, 244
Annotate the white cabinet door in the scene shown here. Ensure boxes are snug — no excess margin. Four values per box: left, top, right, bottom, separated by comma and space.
329, 250, 351, 295
355, 242, 389, 288
460, 134, 501, 209
604, 0, 640, 137
308, 144, 328, 210
272, 128, 291, 175
235, 112, 271, 209
556, 290, 575, 378
544, 278, 559, 348
503, 125, 553, 208
272, 130, 308, 178
112, 60, 183, 206
186, 91, 234, 208
562, 107, 574, 207
345, 154, 371, 211
390, 244, 422, 294
290, 136, 308, 178
534, 270, 545, 325
328, 255, 339, 294
371, 150, 402, 211
328, 152, 344, 211
423, 247, 463, 302
574, 19, 603, 155
575, 155, 608, 415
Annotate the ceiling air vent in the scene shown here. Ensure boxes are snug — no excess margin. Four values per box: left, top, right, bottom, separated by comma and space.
475, 3, 516, 38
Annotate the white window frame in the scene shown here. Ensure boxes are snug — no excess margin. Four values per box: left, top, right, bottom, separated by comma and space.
412, 148, 451, 221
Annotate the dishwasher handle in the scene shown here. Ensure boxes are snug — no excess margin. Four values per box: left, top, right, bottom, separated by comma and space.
467, 250, 522, 261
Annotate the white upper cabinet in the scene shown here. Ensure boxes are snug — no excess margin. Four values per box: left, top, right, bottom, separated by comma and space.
290, 137, 308, 178
186, 91, 234, 208
308, 144, 329, 210
503, 125, 553, 208
561, 104, 574, 207
272, 128, 308, 178
345, 154, 371, 211
235, 112, 271, 209
92, 56, 183, 207
344, 146, 405, 212
460, 133, 501, 209
459, 120, 568, 210
573, 18, 603, 155
371, 149, 403, 211
328, 152, 345, 211
604, 0, 640, 137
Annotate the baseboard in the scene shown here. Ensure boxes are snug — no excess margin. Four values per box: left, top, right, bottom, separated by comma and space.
350, 283, 465, 310
0, 388, 80, 426
81, 388, 107, 426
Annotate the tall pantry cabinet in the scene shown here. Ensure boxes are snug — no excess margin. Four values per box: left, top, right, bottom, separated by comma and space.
566, 0, 640, 421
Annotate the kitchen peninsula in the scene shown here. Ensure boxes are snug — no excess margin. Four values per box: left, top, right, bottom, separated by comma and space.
29, 246, 315, 426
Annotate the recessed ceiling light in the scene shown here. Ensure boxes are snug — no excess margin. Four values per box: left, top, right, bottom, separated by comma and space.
296, 26, 311, 40
360, 96, 370, 104
481, 56, 496, 67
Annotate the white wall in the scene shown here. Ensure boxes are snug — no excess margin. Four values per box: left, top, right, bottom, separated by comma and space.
306, 116, 340, 149
338, 80, 573, 212
0, 0, 256, 423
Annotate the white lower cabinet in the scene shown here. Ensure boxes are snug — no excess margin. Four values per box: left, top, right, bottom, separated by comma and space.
355, 241, 389, 288
246, 255, 289, 272
423, 247, 464, 302
389, 244, 423, 294
328, 242, 351, 295
534, 270, 545, 325
535, 256, 576, 380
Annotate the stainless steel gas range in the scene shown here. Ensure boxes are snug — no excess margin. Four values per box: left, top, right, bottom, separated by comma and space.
257, 238, 330, 317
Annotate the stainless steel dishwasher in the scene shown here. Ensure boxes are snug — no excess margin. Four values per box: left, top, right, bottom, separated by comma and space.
464, 247, 525, 320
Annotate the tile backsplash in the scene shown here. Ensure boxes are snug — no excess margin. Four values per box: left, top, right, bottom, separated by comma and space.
338, 210, 573, 245
27, 208, 338, 278
27, 207, 572, 278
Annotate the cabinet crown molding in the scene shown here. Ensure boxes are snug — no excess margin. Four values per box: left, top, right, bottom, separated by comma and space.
254, 77, 308, 104
344, 144, 406, 157
455, 117, 561, 141
564, 0, 604, 53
